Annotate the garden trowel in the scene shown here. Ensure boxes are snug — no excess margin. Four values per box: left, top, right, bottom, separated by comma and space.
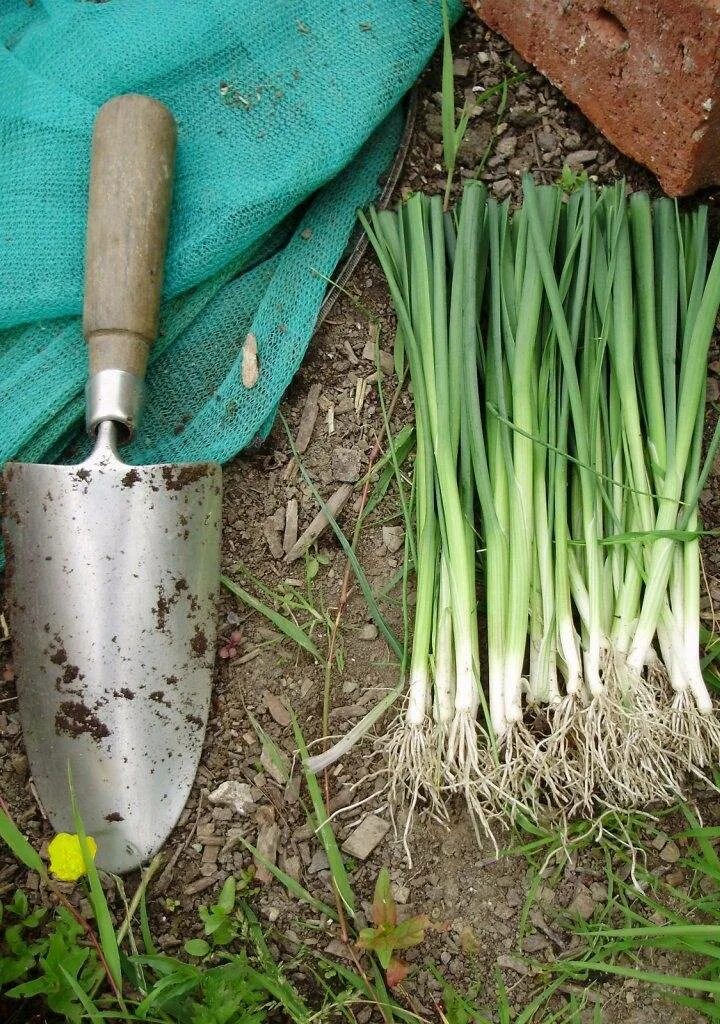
3, 95, 221, 874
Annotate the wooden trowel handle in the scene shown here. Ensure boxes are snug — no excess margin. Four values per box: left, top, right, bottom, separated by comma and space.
83, 94, 176, 437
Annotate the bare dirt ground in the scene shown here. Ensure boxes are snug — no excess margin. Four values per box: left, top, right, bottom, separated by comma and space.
3, 11, 720, 1023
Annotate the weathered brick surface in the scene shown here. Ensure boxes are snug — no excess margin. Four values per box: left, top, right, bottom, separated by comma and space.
469, 0, 720, 196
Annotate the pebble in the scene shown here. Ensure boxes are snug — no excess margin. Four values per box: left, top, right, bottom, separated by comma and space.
382, 525, 404, 553
263, 689, 291, 728
308, 849, 330, 874
358, 623, 378, 641
453, 57, 470, 77
589, 881, 608, 902
255, 821, 280, 884
185, 873, 220, 896
536, 129, 558, 151
651, 831, 669, 851
507, 104, 538, 127
491, 178, 513, 199
361, 338, 394, 374
208, 780, 255, 816
522, 933, 549, 953
568, 886, 596, 921
659, 840, 681, 864
279, 852, 301, 881
332, 447, 362, 483
566, 148, 598, 166
283, 498, 299, 555
341, 814, 390, 860
497, 953, 529, 975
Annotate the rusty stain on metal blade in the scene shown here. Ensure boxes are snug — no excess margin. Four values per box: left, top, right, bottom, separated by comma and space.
3, 436, 221, 874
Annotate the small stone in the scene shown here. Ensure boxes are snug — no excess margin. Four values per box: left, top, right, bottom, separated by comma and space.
185, 873, 220, 896
283, 498, 299, 555
279, 852, 301, 881
308, 849, 330, 874
332, 447, 362, 483
589, 881, 608, 902
569, 886, 596, 921
666, 869, 685, 887
491, 178, 513, 199
497, 954, 529, 975
382, 526, 404, 553
255, 822, 280, 884
522, 932, 549, 953
536, 129, 558, 152
263, 689, 291, 728
208, 780, 255, 816
491, 902, 515, 922
507, 104, 538, 127
341, 814, 390, 860
325, 939, 351, 959
263, 517, 284, 560
358, 623, 378, 641
10, 753, 28, 777
651, 831, 669, 851
566, 148, 598, 166
496, 135, 517, 158
361, 337, 394, 374
660, 840, 681, 864
453, 57, 470, 77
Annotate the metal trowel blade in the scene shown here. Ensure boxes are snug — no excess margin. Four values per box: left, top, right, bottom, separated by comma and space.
3, 424, 221, 873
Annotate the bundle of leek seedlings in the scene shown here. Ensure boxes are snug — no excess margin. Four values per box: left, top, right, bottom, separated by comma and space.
360, 176, 720, 834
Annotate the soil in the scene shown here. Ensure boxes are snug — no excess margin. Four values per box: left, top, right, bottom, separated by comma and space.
2, 11, 720, 1024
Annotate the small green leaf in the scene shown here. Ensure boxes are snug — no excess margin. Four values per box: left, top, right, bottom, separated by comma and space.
216, 876, 236, 915
372, 868, 397, 929
389, 914, 430, 950
184, 938, 211, 957
357, 926, 396, 969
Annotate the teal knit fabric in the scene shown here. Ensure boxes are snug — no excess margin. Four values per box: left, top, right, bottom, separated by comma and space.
0, 0, 459, 468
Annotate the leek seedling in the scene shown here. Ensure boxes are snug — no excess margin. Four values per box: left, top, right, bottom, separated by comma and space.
360, 174, 720, 843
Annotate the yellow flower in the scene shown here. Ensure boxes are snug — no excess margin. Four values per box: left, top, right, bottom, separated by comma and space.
48, 833, 97, 882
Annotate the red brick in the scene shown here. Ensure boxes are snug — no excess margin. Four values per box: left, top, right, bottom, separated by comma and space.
469, 0, 720, 196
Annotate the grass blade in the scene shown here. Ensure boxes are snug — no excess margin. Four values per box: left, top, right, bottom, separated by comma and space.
0, 810, 45, 874
60, 966, 104, 1024
69, 768, 122, 991
292, 714, 356, 919
235, 835, 337, 920
221, 574, 322, 662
